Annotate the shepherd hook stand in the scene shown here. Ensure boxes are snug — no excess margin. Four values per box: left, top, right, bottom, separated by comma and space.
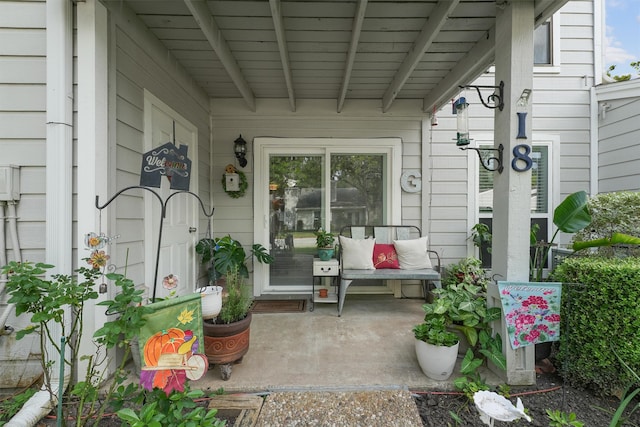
96, 185, 214, 301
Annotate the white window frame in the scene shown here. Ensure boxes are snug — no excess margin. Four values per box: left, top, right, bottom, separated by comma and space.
488, 16, 561, 75
469, 135, 560, 271
253, 137, 403, 295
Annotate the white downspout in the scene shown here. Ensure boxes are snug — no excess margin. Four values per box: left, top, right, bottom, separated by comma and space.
0, 201, 21, 335
0, 202, 10, 335
6, 0, 74, 425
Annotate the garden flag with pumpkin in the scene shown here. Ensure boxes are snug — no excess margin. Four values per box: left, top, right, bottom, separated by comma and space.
498, 281, 562, 350
137, 293, 208, 394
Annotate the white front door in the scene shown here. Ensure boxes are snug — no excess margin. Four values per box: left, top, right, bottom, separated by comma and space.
144, 91, 198, 300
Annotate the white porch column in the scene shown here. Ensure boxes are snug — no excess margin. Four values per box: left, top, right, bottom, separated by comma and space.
77, 0, 112, 377
490, 1, 536, 385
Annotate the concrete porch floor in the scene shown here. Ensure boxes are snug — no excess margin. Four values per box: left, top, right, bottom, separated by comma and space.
195, 294, 501, 393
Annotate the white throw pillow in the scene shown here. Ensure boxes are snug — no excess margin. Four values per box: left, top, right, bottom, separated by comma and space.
393, 236, 433, 270
339, 236, 376, 270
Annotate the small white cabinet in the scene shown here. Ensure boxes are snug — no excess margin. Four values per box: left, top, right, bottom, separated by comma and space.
310, 258, 340, 311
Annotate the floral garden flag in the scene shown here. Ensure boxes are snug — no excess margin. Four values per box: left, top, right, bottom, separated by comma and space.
137, 293, 208, 394
498, 281, 562, 350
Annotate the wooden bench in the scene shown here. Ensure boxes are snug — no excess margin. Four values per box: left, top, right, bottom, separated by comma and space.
337, 225, 441, 316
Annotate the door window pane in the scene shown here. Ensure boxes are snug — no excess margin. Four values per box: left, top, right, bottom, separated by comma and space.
269, 155, 322, 287
331, 154, 384, 230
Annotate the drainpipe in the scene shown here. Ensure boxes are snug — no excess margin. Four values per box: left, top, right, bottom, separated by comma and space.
0, 201, 21, 335
6, 0, 74, 425
0, 201, 10, 335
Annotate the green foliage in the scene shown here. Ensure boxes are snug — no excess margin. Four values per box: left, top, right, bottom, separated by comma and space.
425, 273, 501, 347
606, 62, 640, 82
117, 386, 226, 427
571, 191, 640, 257
2, 261, 101, 395
195, 235, 273, 281
546, 409, 584, 427
469, 223, 492, 264
531, 191, 591, 282
551, 256, 640, 394
314, 228, 335, 248
2, 260, 151, 426
218, 268, 253, 324
443, 257, 489, 289
413, 317, 459, 347
0, 388, 36, 424
604, 350, 640, 427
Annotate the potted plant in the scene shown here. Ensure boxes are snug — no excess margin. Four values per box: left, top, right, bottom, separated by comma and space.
202, 267, 254, 380
443, 256, 489, 288
413, 315, 460, 380
195, 235, 274, 284
314, 228, 335, 261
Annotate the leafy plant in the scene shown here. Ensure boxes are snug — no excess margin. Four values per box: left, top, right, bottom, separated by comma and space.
196, 235, 273, 281
530, 191, 591, 282
0, 388, 36, 423
546, 409, 584, 426
1, 260, 151, 426
423, 278, 501, 347
469, 223, 492, 264
117, 385, 226, 427
571, 191, 640, 257
443, 257, 489, 289
314, 228, 335, 248
453, 330, 506, 399
217, 267, 253, 324
2, 261, 101, 398
413, 317, 459, 347
601, 349, 640, 427
551, 256, 640, 394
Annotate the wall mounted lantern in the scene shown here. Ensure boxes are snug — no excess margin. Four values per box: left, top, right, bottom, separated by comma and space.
234, 134, 248, 168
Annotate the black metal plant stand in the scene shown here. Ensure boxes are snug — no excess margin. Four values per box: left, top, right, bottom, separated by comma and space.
95, 185, 214, 301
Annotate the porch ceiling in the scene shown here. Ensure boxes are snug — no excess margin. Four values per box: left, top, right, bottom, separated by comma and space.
111, 0, 570, 112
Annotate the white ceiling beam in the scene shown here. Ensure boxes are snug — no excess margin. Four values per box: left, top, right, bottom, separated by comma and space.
423, 26, 496, 114
184, 0, 256, 111
337, 0, 367, 113
381, 0, 460, 113
269, 0, 296, 111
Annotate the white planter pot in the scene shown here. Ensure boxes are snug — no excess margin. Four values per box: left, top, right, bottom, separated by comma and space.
415, 339, 460, 381
199, 286, 223, 320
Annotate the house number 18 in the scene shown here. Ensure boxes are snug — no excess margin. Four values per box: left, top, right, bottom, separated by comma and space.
512, 144, 533, 172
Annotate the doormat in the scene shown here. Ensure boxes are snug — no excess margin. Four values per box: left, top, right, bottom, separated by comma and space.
250, 299, 307, 313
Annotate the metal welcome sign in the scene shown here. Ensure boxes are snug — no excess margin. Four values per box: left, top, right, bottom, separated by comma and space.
140, 141, 192, 191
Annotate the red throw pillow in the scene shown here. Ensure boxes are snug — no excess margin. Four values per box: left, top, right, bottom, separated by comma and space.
372, 244, 400, 269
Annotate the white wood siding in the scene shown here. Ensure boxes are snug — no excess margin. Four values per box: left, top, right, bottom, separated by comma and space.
106, 2, 211, 284
596, 79, 640, 193
0, 0, 46, 388
0, 1, 47, 263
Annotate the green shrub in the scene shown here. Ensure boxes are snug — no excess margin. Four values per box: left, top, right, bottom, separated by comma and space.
572, 191, 640, 257
551, 256, 640, 394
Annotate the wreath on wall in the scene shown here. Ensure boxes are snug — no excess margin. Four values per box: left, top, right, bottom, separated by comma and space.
222, 164, 248, 198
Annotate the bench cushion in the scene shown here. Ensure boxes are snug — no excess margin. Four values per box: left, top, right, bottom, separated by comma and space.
393, 236, 432, 269
339, 236, 375, 269
372, 243, 400, 269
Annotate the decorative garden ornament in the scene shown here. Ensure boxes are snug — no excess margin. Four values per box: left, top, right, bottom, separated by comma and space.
473, 390, 531, 426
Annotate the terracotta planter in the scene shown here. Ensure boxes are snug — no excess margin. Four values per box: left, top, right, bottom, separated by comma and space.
203, 312, 252, 380
318, 288, 328, 298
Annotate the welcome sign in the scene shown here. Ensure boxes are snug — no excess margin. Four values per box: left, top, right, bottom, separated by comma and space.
140, 142, 192, 191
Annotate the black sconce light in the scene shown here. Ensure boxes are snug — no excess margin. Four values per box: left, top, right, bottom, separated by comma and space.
234, 134, 247, 168
453, 81, 506, 173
